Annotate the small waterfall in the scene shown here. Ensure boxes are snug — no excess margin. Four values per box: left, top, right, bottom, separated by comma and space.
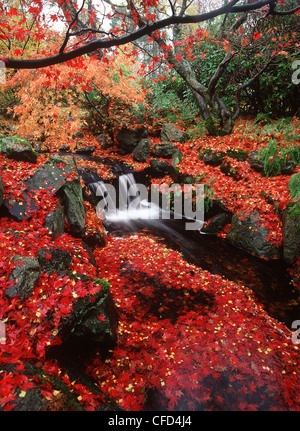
90, 173, 163, 224
82, 166, 298, 327
89, 172, 204, 231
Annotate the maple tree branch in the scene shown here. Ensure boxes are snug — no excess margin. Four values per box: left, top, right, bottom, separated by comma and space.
208, 50, 238, 97
59, 0, 86, 53
4, 0, 292, 69
270, 3, 300, 15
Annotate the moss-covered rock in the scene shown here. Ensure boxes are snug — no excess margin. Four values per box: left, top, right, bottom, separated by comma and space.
54, 274, 118, 356
6, 255, 41, 300
283, 200, 300, 264
160, 123, 188, 143
132, 138, 151, 162
37, 246, 72, 274
227, 212, 281, 260
0, 135, 38, 163
151, 141, 178, 159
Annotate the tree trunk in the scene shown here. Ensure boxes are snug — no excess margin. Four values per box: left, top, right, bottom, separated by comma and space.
164, 52, 234, 135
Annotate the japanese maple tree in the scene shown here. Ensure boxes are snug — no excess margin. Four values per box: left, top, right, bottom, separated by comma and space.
1, 0, 299, 135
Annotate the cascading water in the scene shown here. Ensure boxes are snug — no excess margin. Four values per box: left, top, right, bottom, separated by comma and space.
89, 172, 204, 230
81, 164, 299, 327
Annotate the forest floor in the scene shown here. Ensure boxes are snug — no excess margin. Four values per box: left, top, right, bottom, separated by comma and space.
0, 117, 299, 411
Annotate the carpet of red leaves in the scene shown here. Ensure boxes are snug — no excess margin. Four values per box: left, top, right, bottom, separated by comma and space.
0, 118, 299, 410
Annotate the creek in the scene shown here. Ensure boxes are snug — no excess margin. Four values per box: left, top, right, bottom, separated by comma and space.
76, 155, 299, 329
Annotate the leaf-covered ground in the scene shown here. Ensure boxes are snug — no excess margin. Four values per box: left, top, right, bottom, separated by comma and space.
0, 117, 299, 411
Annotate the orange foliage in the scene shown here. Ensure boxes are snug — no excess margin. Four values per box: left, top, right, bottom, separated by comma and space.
4, 50, 146, 150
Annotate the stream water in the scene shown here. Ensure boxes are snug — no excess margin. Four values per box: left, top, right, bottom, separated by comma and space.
76, 157, 299, 330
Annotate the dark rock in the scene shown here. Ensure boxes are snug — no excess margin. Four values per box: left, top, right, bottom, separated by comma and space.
282, 201, 300, 264
59, 144, 71, 152
6, 125, 15, 132
37, 246, 72, 274
6, 255, 41, 300
249, 151, 264, 172
76, 146, 96, 155
56, 275, 118, 355
72, 132, 84, 139
226, 149, 248, 161
44, 203, 65, 238
227, 211, 281, 260
281, 162, 296, 175
149, 159, 170, 177
199, 148, 225, 166
116, 127, 148, 155
160, 124, 188, 143
96, 134, 112, 150
25, 156, 73, 194
58, 176, 86, 235
34, 142, 49, 153
0, 136, 38, 163
169, 150, 183, 182
201, 213, 232, 234
3, 193, 38, 221
151, 141, 178, 158
132, 138, 151, 162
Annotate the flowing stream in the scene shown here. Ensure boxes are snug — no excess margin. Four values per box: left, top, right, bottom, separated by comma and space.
78, 160, 299, 329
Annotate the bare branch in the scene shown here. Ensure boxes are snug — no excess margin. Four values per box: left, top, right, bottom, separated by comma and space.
59, 0, 86, 53
5, 0, 286, 69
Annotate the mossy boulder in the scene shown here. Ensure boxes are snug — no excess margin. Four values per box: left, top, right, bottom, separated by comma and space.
282, 201, 300, 264
151, 141, 178, 159
227, 212, 281, 260
54, 274, 119, 356
132, 138, 151, 162
160, 124, 188, 143
199, 148, 225, 166
0, 136, 38, 163
6, 255, 41, 300
37, 246, 72, 274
